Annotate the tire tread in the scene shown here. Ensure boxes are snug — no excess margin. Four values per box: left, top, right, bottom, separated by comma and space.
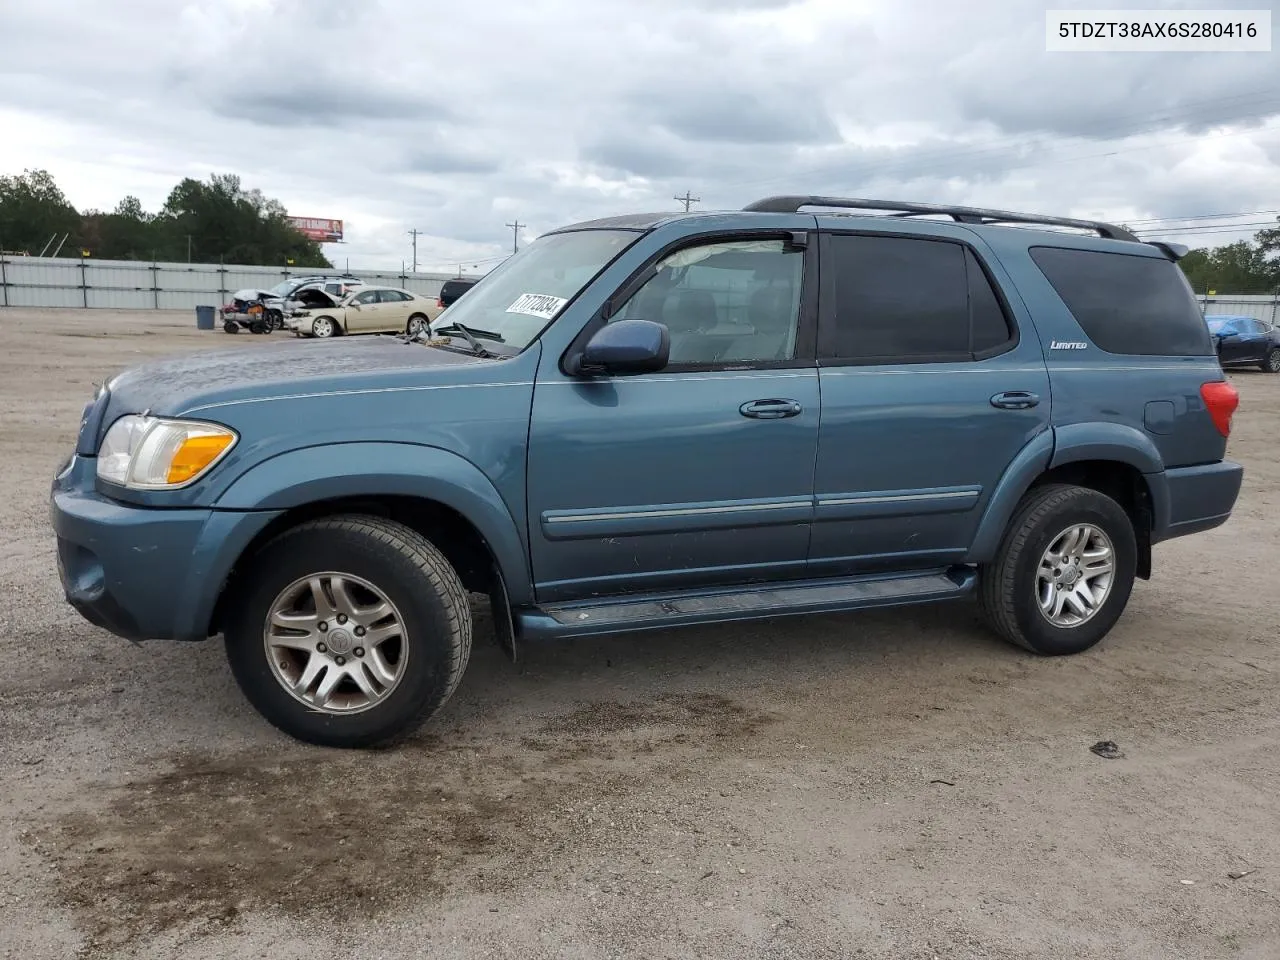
230, 514, 471, 747
979, 483, 1107, 653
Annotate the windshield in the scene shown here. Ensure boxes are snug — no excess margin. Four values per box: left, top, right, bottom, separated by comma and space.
430, 229, 641, 349
269, 280, 296, 296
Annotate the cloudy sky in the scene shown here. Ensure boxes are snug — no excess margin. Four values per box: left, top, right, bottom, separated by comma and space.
1, 0, 1277, 271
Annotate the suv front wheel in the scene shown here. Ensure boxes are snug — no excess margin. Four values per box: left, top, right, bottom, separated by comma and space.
224, 515, 472, 747
979, 484, 1137, 656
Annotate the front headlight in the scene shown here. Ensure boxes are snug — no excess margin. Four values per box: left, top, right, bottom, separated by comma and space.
96, 415, 238, 489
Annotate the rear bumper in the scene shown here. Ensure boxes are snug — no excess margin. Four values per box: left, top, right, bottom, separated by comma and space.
51, 455, 282, 642
1149, 459, 1243, 543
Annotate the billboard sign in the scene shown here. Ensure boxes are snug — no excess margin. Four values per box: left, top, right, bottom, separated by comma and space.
287, 216, 344, 243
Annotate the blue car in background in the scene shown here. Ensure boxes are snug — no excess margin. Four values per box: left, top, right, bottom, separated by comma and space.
1206, 314, 1280, 373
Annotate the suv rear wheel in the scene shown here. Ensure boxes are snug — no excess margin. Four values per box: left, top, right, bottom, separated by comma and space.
224, 515, 472, 748
979, 483, 1136, 656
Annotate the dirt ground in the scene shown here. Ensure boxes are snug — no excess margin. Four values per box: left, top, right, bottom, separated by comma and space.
1, 307, 1278, 960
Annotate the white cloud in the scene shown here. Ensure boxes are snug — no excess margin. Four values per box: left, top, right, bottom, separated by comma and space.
1, 0, 1277, 267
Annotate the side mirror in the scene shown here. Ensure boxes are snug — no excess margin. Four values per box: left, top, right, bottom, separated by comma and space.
579, 319, 670, 375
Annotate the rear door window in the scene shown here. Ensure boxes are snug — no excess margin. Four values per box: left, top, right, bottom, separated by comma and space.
1029, 246, 1213, 356
819, 234, 1014, 363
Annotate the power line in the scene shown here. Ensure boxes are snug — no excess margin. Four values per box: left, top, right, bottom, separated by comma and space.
1124, 208, 1280, 225
675, 190, 701, 212
505, 220, 524, 254
417, 253, 510, 270
1135, 220, 1279, 235
1137, 225, 1280, 240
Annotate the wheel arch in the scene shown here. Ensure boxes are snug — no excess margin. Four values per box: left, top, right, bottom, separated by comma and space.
209, 493, 505, 637
968, 426, 1160, 579
205, 442, 533, 636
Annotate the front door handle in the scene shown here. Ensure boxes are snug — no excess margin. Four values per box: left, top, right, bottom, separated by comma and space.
740, 398, 802, 419
990, 391, 1040, 410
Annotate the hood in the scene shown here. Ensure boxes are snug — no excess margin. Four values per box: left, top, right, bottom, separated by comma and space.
98, 335, 487, 427
290, 288, 340, 308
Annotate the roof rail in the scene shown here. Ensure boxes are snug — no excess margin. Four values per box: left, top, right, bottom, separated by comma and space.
742, 195, 1140, 243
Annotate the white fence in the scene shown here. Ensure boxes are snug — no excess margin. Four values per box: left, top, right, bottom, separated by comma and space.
1197, 294, 1280, 324
1, 254, 1276, 323
0, 255, 485, 310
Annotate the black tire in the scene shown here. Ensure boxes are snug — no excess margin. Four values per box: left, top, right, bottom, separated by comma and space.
266, 309, 283, 331
406, 313, 429, 336
223, 320, 239, 334
224, 515, 472, 748
249, 319, 267, 334
978, 484, 1136, 656
1262, 347, 1280, 374
311, 315, 338, 338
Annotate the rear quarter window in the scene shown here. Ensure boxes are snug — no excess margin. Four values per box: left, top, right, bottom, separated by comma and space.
1028, 246, 1212, 357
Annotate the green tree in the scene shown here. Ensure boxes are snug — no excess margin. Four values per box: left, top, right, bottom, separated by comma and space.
79, 195, 158, 260
0, 168, 80, 254
1179, 239, 1278, 295
157, 174, 330, 267
1, 168, 333, 265
1255, 216, 1280, 285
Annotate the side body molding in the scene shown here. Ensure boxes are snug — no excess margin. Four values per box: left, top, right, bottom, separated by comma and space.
215, 442, 534, 605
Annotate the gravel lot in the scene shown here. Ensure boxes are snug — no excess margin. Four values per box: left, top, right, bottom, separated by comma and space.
1, 307, 1278, 960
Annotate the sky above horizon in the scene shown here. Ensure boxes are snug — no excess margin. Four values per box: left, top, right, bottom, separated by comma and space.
1, 0, 1277, 271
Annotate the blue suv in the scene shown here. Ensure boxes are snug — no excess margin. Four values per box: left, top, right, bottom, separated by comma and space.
51, 195, 1244, 747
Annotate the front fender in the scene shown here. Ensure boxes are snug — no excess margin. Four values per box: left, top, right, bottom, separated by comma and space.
215, 442, 533, 604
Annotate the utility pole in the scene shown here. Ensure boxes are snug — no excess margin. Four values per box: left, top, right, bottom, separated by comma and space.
408, 229, 421, 272
675, 190, 701, 212
505, 220, 524, 254
186, 235, 193, 263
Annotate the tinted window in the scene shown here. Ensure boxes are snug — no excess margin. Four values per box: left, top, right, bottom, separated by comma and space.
1029, 246, 1212, 356
354, 290, 379, 305
615, 238, 804, 365
378, 290, 409, 302
967, 248, 1013, 353
823, 235, 1012, 361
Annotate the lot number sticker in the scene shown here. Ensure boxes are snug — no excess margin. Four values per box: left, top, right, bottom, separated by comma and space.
506, 293, 568, 320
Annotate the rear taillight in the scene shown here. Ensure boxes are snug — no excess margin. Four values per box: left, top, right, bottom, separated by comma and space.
436, 297, 445, 309
1200, 380, 1239, 437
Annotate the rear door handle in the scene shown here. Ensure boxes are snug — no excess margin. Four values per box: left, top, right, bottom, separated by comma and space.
740, 398, 802, 419
990, 391, 1040, 410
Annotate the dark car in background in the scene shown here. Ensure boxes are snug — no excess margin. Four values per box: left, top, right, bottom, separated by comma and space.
1206, 314, 1280, 373
436, 276, 479, 312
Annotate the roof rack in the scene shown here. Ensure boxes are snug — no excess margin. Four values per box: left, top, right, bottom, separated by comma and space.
742, 196, 1140, 243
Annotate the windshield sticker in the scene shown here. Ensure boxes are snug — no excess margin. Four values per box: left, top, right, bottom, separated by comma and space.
506, 293, 568, 320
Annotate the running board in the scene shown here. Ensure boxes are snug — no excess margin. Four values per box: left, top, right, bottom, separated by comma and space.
515, 567, 976, 641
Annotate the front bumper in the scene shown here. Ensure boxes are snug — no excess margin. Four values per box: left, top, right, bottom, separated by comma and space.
52, 455, 282, 642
